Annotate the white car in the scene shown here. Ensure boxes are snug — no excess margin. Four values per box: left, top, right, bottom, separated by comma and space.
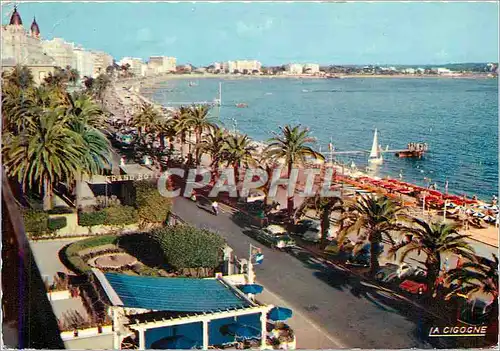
253, 225, 296, 249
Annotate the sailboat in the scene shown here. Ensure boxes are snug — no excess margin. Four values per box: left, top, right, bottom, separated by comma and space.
213, 82, 222, 106
368, 129, 383, 165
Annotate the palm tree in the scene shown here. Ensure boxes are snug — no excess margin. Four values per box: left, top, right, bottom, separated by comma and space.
130, 102, 162, 140
3, 65, 34, 89
3, 107, 86, 210
339, 195, 404, 275
196, 125, 226, 175
183, 104, 216, 164
297, 194, 343, 247
391, 219, 475, 297
63, 92, 105, 128
222, 134, 258, 182
43, 71, 67, 88
172, 105, 192, 159
265, 125, 324, 216
93, 74, 111, 103
446, 254, 498, 302
68, 68, 80, 86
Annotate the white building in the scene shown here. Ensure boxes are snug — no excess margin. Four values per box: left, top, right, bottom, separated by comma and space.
402, 68, 416, 74
118, 57, 143, 76
1, 7, 56, 84
91, 51, 113, 77
42, 37, 77, 69
436, 67, 453, 75
303, 63, 320, 74
148, 56, 177, 74
285, 63, 304, 75
223, 60, 261, 74
73, 46, 94, 78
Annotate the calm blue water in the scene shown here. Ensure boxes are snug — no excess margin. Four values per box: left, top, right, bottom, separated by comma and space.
149, 77, 498, 200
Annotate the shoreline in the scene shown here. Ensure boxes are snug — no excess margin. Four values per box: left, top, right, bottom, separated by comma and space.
105, 81, 498, 248
114, 77, 497, 203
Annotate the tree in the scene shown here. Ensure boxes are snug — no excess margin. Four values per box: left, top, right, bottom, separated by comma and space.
265, 125, 323, 216
446, 254, 498, 301
151, 224, 226, 276
3, 107, 86, 210
391, 219, 475, 297
222, 134, 258, 182
68, 68, 80, 86
3, 65, 34, 89
339, 195, 404, 275
196, 125, 226, 175
92, 74, 111, 103
130, 102, 162, 140
297, 194, 343, 247
172, 105, 192, 159
182, 104, 216, 164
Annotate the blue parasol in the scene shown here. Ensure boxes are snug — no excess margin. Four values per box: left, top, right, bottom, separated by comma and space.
238, 284, 264, 294
268, 307, 293, 321
223, 323, 260, 340
151, 335, 199, 349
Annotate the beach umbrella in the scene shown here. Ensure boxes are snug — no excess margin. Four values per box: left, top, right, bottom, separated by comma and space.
151, 335, 199, 349
223, 323, 260, 340
268, 307, 293, 322
238, 284, 264, 294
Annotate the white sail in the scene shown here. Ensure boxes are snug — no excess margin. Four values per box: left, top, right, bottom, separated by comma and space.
369, 129, 379, 158
368, 129, 383, 165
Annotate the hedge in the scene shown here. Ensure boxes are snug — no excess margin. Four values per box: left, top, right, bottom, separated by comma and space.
63, 235, 118, 274
135, 181, 172, 224
23, 210, 49, 237
151, 225, 226, 271
78, 211, 107, 227
48, 217, 67, 232
47, 206, 74, 215
103, 205, 138, 226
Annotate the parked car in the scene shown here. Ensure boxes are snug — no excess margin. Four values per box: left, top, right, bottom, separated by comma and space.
346, 242, 384, 267
293, 219, 335, 243
375, 263, 426, 284
324, 237, 356, 255
252, 225, 296, 250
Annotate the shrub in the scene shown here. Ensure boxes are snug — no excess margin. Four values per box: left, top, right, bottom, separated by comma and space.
48, 216, 67, 232
63, 235, 118, 274
47, 206, 74, 215
103, 205, 138, 226
78, 211, 106, 227
135, 181, 172, 224
151, 225, 226, 272
23, 210, 48, 237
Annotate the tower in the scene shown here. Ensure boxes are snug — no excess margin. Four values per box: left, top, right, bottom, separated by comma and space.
30, 17, 40, 38
9, 6, 23, 25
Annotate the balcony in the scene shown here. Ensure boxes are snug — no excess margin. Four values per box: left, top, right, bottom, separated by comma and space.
1, 172, 65, 349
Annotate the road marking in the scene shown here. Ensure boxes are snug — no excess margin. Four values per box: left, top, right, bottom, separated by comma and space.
258, 284, 348, 348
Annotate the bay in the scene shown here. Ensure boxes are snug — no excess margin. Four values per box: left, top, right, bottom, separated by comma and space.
149, 77, 498, 200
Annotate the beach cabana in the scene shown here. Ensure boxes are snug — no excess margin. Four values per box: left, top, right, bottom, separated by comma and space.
92, 269, 273, 350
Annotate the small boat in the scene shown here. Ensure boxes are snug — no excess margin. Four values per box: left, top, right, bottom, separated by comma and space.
188, 81, 198, 87
395, 142, 428, 158
236, 103, 248, 108
368, 129, 383, 165
302, 89, 309, 93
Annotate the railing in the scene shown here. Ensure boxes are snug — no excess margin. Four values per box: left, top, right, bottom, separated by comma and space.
1, 171, 65, 349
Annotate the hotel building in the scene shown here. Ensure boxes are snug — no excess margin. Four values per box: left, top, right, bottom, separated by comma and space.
285, 63, 304, 75
1, 7, 56, 84
148, 56, 177, 74
92, 51, 114, 77
223, 60, 261, 74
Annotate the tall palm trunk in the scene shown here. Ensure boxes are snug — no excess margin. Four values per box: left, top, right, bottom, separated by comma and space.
159, 132, 165, 149
320, 205, 332, 247
426, 256, 441, 297
43, 178, 53, 211
195, 128, 202, 165
369, 232, 382, 275
287, 161, 294, 218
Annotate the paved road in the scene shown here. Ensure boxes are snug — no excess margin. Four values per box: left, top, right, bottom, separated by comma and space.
172, 197, 457, 349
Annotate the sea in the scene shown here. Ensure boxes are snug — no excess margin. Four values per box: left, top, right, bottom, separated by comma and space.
148, 77, 499, 201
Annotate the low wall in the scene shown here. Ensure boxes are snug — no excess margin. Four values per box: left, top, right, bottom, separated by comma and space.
47, 213, 139, 236
60, 325, 113, 341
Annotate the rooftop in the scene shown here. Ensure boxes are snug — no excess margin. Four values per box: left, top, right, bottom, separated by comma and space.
102, 272, 252, 312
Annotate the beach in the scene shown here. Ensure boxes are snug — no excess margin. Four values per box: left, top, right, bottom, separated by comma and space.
104, 77, 499, 249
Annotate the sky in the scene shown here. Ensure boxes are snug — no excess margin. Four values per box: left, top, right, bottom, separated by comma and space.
2, 1, 498, 66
